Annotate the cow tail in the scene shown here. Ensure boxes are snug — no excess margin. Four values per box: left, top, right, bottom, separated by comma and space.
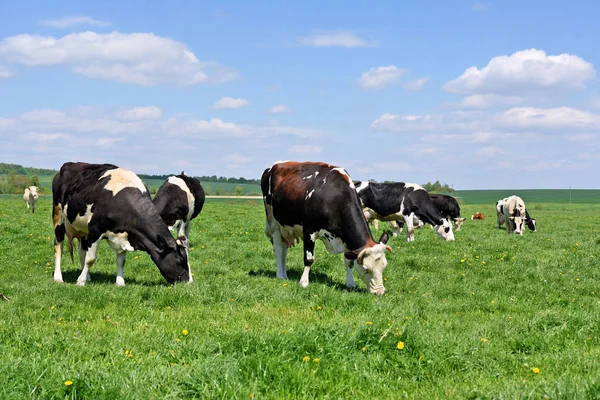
67, 237, 74, 263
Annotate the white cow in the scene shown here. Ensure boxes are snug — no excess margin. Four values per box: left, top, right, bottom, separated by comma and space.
497, 197, 537, 233
23, 186, 39, 213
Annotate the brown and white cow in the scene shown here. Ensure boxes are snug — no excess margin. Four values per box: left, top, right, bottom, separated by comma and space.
52, 162, 191, 286
261, 161, 392, 295
23, 186, 39, 213
471, 212, 485, 220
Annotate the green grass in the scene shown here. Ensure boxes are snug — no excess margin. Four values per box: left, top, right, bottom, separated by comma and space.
1, 195, 600, 399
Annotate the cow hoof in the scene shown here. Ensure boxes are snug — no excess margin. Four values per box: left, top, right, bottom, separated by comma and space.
54, 279, 64, 284
116, 277, 125, 287
299, 280, 309, 288
276, 274, 288, 280
76, 280, 86, 287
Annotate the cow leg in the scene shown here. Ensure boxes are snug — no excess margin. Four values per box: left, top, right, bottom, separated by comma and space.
76, 240, 100, 286
272, 231, 288, 280
344, 256, 356, 289
299, 232, 316, 288
78, 240, 90, 282
177, 220, 186, 239
53, 239, 64, 283
25, 202, 30, 213
373, 219, 379, 230
184, 220, 191, 239
115, 252, 126, 286
390, 220, 402, 237
32, 203, 35, 213
404, 214, 415, 242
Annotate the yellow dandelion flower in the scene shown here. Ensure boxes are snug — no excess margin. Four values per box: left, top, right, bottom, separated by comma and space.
64, 380, 73, 386
303, 356, 310, 362
313, 358, 320, 363
480, 338, 488, 343
182, 329, 189, 336
362, 347, 367, 352
282, 283, 288, 287
175, 338, 181, 343
397, 341, 405, 350
366, 321, 373, 326
317, 306, 323, 310
532, 367, 540, 374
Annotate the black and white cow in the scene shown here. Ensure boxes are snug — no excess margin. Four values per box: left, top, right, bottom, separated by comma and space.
261, 161, 392, 295
52, 162, 191, 286
355, 181, 454, 242
429, 194, 466, 232
499, 195, 527, 235
23, 186, 39, 213
153, 171, 205, 241
496, 197, 536, 232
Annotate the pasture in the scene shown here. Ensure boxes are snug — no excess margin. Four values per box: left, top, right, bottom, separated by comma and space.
1, 194, 599, 399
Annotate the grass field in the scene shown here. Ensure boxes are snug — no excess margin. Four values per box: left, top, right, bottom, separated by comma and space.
1, 195, 600, 399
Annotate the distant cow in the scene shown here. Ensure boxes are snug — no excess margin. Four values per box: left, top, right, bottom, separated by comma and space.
501, 195, 527, 235
23, 186, 39, 213
471, 212, 484, 220
355, 181, 454, 242
52, 162, 191, 286
261, 161, 392, 295
429, 194, 466, 231
153, 171, 206, 241
496, 196, 536, 233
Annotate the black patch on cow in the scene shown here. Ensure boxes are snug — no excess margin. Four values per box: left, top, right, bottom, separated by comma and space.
52, 162, 189, 284
430, 194, 461, 220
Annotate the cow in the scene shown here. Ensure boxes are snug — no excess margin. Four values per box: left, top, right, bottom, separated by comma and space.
52, 162, 191, 286
355, 181, 454, 242
23, 186, 39, 213
261, 161, 392, 295
153, 171, 206, 242
501, 195, 527, 235
429, 194, 466, 232
471, 212, 484, 220
496, 197, 536, 232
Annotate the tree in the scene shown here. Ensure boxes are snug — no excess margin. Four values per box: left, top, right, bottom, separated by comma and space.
31, 175, 40, 187
235, 186, 243, 196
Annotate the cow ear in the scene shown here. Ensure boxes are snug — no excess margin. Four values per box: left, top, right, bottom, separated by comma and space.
176, 236, 189, 249
344, 250, 359, 260
156, 235, 174, 255
378, 231, 390, 245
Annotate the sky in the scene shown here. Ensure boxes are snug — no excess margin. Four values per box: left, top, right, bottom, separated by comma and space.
0, 1, 599, 190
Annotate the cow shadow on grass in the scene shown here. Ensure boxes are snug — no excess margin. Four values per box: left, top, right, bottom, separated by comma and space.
61, 270, 165, 286
248, 269, 368, 294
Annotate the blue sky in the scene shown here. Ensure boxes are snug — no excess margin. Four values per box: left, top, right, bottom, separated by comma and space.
1, 1, 599, 189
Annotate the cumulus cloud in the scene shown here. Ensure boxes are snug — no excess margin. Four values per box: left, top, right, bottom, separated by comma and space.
357, 65, 408, 89
96, 137, 125, 146
298, 30, 371, 48
115, 106, 162, 120
211, 97, 250, 110
289, 145, 323, 155
24, 132, 72, 141
268, 104, 289, 113
443, 49, 595, 95
0, 31, 239, 86
403, 77, 429, 91
458, 94, 524, 109
41, 16, 112, 29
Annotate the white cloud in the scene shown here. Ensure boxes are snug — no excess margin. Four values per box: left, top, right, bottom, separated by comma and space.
289, 145, 323, 155
0, 31, 239, 86
498, 107, 600, 131
371, 110, 486, 133
577, 150, 599, 160
268, 104, 289, 114
403, 77, 429, 91
96, 137, 125, 146
458, 94, 524, 109
526, 160, 564, 172
357, 65, 407, 89
211, 97, 250, 110
224, 154, 251, 164
24, 132, 72, 141
41, 16, 112, 29
298, 31, 371, 48
0, 65, 12, 78
115, 106, 162, 120
476, 146, 506, 156
443, 49, 595, 95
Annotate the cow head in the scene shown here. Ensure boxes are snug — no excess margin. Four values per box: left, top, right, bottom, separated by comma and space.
345, 232, 392, 295
510, 213, 524, 235
434, 218, 455, 241
525, 217, 536, 232
154, 235, 191, 284
453, 217, 466, 231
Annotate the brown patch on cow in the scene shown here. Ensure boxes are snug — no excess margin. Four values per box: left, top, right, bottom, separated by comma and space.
53, 204, 62, 228
270, 161, 333, 202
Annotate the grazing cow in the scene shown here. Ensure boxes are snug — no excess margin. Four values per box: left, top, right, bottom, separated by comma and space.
52, 162, 191, 286
497, 198, 537, 232
471, 212, 485, 220
153, 171, 206, 241
261, 161, 392, 295
355, 181, 454, 242
496, 197, 536, 232
502, 195, 527, 235
23, 186, 39, 213
429, 194, 466, 231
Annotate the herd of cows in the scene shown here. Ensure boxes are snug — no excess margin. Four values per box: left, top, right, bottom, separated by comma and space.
22, 160, 537, 295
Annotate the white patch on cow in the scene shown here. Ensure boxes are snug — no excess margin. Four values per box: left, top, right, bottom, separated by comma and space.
101, 168, 147, 196
64, 204, 94, 238
303, 174, 314, 179
306, 250, 314, 262
322, 177, 327, 185
273, 160, 290, 165
105, 231, 135, 253
355, 181, 370, 193
434, 218, 455, 241
332, 167, 355, 188
305, 189, 315, 200
314, 171, 319, 177
167, 176, 195, 221
313, 229, 347, 254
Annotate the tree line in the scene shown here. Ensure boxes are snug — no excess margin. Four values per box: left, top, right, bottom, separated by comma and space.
139, 174, 260, 185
